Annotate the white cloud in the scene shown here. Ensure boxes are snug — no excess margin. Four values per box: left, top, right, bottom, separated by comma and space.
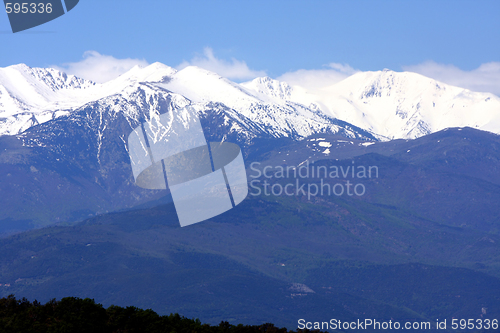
403, 61, 500, 96
276, 63, 359, 91
177, 48, 266, 81
54, 51, 149, 83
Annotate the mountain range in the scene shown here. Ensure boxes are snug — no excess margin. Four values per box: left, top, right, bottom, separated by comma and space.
0, 63, 371, 140
267, 69, 500, 140
1, 62, 500, 231
1, 61, 500, 330
0, 62, 374, 232
1, 62, 500, 140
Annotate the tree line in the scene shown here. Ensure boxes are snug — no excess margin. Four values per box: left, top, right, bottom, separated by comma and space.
0, 295, 327, 333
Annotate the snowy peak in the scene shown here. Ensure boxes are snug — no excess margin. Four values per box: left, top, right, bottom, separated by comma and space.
0, 64, 95, 110
0, 64, 98, 135
6, 64, 95, 91
108, 62, 177, 86
161, 65, 259, 107
241, 76, 293, 102
309, 69, 500, 140
0, 63, 182, 136
335, 69, 456, 99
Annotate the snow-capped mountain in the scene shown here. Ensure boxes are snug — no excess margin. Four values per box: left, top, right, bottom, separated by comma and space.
245, 70, 500, 140
0, 64, 94, 135
319, 70, 500, 140
2, 62, 500, 142
1, 61, 499, 233
0, 62, 373, 230
0, 63, 371, 141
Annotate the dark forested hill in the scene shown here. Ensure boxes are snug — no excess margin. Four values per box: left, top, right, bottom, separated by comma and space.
0, 295, 322, 333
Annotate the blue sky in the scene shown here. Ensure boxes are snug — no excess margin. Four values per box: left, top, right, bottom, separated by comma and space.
1, 0, 499, 94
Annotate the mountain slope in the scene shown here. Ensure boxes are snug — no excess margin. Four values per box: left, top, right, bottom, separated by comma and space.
1, 180, 500, 328
0, 64, 95, 135
278, 70, 500, 140
0, 74, 375, 232
1, 61, 500, 234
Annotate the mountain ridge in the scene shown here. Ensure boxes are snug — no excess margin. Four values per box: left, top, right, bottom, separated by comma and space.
0, 63, 373, 142
277, 69, 500, 139
1, 62, 500, 141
